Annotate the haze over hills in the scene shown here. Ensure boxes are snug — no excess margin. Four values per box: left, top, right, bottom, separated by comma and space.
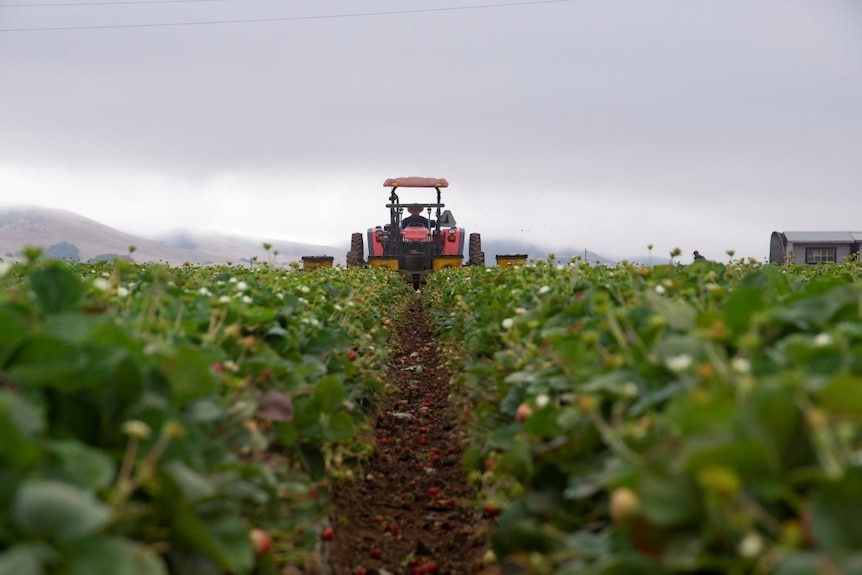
0, 206, 659, 266
0, 207, 340, 266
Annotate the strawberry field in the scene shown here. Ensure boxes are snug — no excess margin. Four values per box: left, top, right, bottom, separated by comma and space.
2, 250, 862, 575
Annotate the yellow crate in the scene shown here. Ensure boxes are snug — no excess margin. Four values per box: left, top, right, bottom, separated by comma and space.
368, 256, 399, 270
496, 254, 528, 267
432, 255, 462, 270
301, 256, 334, 271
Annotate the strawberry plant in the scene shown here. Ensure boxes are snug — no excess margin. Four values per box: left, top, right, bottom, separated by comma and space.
0, 255, 412, 574
425, 257, 862, 574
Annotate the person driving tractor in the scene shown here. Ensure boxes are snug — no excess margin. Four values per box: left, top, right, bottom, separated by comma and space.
402, 204, 429, 229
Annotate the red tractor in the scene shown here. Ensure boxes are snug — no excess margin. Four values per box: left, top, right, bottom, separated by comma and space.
346, 177, 484, 287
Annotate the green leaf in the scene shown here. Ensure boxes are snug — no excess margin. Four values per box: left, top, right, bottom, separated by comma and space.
638, 471, 703, 528
132, 546, 170, 575
522, 408, 562, 438
171, 513, 254, 574
497, 438, 534, 484
323, 411, 354, 442
0, 543, 50, 575
304, 327, 341, 355
776, 551, 862, 575
487, 423, 521, 451
724, 287, 765, 335
290, 395, 321, 440
564, 530, 610, 560
186, 399, 223, 423
207, 516, 254, 575
165, 461, 216, 502
63, 537, 168, 575
7, 335, 89, 389
773, 286, 857, 330
242, 306, 277, 325
817, 374, 862, 417
579, 370, 640, 397
645, 290, 696, 332
0, 391, 43, 469
658, 334, 704, 366
0, 304, 28, 364
163, 549, 221, 575
30, 264, 85, 313
274, 421, 298, 447
160, 344, 217, 407
737, 382, 811, 471
314, 375, 345, 412
679, 438, 774, 480
42, 313, 103, 343
11, 480, 113, 542
811, 467, 862, 550
173, 509, 254, 574
296, 443, 326, 479
46, 440, 115, 491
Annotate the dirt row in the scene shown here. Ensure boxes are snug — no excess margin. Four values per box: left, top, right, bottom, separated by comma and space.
324, 295, 495, 575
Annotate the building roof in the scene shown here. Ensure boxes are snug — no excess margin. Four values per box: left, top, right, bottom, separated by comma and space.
783, 231, 862, 243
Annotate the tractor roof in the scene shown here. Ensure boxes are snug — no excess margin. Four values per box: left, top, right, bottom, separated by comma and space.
384, 177, 448, 188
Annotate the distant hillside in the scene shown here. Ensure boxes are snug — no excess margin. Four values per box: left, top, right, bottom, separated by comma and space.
0, 206, 341, 266
480, 237, 616, 265
0, 206, 649, 268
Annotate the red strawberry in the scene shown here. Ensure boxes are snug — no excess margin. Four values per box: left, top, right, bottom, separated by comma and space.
249, 528, 272, 555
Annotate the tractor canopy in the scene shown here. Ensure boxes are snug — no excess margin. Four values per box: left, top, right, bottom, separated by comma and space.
384, 177, 449, 188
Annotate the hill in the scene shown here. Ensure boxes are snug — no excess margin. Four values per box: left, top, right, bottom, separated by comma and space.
0, 206, 649, 267
0, 206, 341, 266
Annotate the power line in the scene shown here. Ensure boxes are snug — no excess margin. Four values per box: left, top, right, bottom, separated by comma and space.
1, 0, 229, 6
0, 0, 575, 32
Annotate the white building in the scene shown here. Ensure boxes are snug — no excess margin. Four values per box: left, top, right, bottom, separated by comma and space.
769, 231, 862, 264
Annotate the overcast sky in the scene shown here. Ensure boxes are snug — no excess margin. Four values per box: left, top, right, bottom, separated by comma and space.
1, 0, 860, 262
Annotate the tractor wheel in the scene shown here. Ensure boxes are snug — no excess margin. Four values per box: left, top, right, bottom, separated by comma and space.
468, 233, 485, 266
346, 233, 365, 267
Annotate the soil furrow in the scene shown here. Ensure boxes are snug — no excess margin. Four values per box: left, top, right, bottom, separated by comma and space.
325, 295, 492, 575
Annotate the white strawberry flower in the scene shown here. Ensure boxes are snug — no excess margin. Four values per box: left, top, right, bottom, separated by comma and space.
731, 357, 751, 374
814, 333, 833, 347
666, 354, 693, 372
738, 532, 763, 558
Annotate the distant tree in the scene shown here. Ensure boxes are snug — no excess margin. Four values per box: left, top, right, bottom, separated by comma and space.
45, 241, 80, 261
